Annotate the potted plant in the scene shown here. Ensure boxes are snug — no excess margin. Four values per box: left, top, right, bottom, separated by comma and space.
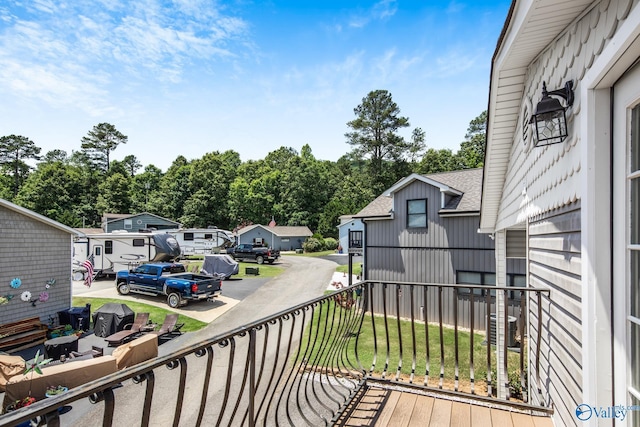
5, 396, 36, 411
45, 385, 68, 398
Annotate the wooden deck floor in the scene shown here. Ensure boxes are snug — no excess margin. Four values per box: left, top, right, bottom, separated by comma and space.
341, 387, 554, 427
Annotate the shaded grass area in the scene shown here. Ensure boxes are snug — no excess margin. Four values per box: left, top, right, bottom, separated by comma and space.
72, 297, 207, 333
335, 262, 362, 275
289, 250, 336, 257
300, 298, 525, 395
181, 259, 285, 278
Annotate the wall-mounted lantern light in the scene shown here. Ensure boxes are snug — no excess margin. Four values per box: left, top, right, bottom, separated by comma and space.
530, 80, 574, 147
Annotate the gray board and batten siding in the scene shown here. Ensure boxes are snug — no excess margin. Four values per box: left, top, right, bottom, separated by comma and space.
0, 203, 76, 325
358, 170, 526, 330
527, 202, 582, 424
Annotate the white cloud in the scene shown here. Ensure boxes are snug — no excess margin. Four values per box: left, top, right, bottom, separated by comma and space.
348, 0, 398, 29
0, 0, 251, 112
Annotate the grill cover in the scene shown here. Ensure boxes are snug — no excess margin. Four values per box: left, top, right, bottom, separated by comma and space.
92, 303, 135, 338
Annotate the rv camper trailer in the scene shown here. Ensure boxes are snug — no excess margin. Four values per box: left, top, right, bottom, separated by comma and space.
73, 230, 181, 278
167, 228, 235, 256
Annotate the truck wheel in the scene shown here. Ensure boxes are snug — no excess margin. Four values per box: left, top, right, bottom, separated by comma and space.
117, 282, 130, 295
167, 292, 181, 308
256, 256, 264, 264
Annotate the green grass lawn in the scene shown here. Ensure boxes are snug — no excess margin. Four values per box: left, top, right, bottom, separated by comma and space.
181, 259, 285, 278
335, 262, 362, 276
289, 250, 336, 257
72, 297, 207, 333
300, 299, 525, 395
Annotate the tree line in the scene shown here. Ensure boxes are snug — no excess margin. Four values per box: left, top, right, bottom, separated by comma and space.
0, 90, 486, 238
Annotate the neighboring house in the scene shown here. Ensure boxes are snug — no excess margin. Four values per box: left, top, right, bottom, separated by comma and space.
0, 198, 81, 325
102, 212, 180, 232
337, 215, 364, 254
481, 1, 640, 426
236, 224, 313, 251
355, 168, 525, 287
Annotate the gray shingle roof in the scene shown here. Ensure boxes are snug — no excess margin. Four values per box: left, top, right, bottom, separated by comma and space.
354, 168, 483, 218
237, 224, 313, 237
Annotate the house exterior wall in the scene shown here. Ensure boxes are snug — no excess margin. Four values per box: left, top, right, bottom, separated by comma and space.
365, 180, 501, 284
495, 0, 637, 231
528, 203, 582, 427
488, 1, 640, 425
338, 219, 364, 253
0, 206, 73, 325
237, 229, 307, 251
106, 214, 178, 232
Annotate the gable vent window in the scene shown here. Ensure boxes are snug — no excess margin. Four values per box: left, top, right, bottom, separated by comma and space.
407, 199, 427, 228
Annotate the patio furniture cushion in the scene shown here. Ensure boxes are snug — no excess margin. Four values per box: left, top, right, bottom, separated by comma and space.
112, 334, 158, 370
104, 313, 150, 347
0, 355, 25, 392
3, 355, 118, 408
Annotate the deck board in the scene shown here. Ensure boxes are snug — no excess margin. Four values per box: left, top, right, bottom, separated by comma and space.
375, 390, 401, 426
407, 394, 434, 427
429, 398, 452, 426
342, 387, 553, 427
387, 392, 417, 426
450, 401, 471, 427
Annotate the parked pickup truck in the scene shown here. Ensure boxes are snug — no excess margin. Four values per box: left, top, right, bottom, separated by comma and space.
226, 244, 280, 264
115, 262, 223, 308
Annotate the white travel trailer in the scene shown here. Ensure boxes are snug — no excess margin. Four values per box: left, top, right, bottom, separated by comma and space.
167, 228, 235, 256
73, 230, 181, 278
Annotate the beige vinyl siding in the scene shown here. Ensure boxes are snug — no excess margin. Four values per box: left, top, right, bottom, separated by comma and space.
0, 206, 73, 325
528, 203, 582, 427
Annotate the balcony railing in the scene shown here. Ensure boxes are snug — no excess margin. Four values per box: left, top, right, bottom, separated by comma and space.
0, 281, 551, 427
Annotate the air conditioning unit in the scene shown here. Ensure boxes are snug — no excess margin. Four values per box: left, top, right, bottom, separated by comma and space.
487, 314, 518, 347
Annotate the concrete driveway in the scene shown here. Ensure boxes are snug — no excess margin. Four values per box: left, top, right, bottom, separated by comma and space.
73, 272, 272, 323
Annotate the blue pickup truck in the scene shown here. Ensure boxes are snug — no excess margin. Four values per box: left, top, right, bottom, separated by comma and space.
115, 262, 223, 308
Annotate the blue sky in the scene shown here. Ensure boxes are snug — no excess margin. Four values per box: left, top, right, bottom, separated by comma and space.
0, 1, 510, 171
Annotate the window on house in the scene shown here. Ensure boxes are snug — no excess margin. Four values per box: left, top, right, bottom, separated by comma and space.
407, 199, 427, 228
133, 239, 144, 247
184, 233, 194, 241
124, 219, 132, 229
456, 271, 525, 299
105, 241, 113, 254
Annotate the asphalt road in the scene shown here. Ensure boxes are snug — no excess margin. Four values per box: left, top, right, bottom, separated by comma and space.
64, 255, 340, 426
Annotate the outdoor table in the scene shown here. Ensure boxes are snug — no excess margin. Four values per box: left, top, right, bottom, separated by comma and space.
44, 335, 78, 360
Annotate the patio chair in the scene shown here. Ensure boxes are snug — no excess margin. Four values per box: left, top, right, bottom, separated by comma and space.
149, 314, 184, 342
104, 313, 150, 347
69, 346, 104, 359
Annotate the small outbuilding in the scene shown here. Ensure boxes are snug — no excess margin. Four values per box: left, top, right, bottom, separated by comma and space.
337, 215, 364, 254
236, 224, 313, 251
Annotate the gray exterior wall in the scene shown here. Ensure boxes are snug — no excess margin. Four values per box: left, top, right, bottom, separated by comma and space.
0, 206, 73, 325
238, 229, 307, 251
364, 180, 517, 284
106, 214, 179, 232
528, 203, 582, 427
